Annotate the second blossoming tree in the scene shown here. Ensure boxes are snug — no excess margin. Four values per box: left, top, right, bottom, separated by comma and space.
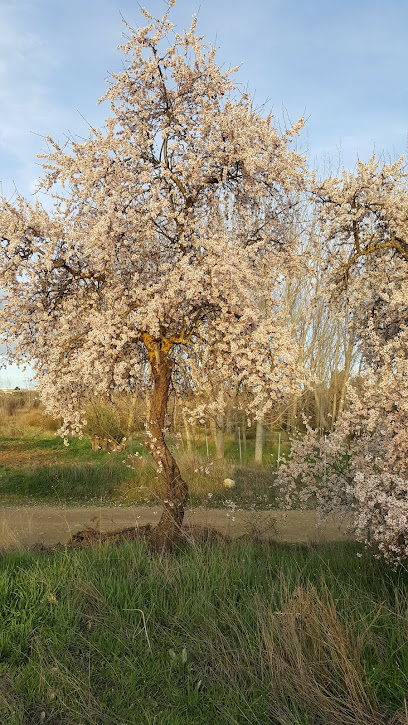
277, 156, 408, 564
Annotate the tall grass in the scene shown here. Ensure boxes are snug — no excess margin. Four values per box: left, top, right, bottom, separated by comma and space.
0, 540, 407, 724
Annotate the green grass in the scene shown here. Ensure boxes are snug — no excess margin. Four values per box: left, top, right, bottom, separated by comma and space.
0, 540, 406, 724
0, 430, 294, 509
193, 434, 291, 466
0, 435, 147, 505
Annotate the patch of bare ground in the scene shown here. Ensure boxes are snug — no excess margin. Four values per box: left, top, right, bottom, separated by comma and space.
0, 505, 354, 552
0, 447, 62, 467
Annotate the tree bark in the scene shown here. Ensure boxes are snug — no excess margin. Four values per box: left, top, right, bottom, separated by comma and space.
211, 414, 225, 460
241, 410, 247, 451
254, 416, 264, 464
145, 345, 188, 546
289, 395, 298, 436
182, 407, 193, 453
337, 336, 354, 419
125, 394, 139, 439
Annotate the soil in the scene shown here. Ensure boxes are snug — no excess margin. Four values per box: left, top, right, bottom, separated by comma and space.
0, 504, 355, 551
0, 447, 62, 467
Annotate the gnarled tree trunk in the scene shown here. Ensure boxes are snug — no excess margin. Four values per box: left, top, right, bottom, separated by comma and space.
145, 343, 188, 546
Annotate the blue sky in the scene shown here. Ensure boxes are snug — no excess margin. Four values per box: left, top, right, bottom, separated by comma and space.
1, 0, 407, 386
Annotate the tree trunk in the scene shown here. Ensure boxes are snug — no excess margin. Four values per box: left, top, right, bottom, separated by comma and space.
214, 414, 225, 460
338, 336, 354, 419
226, 402, 233, 436
241, 411, 247, 451
289, 395, 298, 436
254, 416, 264, 464
182, 407, 193, 453
210, 416, 225, 460
145, 345, 188, 546
125, 394, 138, 439
313, 387, 321, 431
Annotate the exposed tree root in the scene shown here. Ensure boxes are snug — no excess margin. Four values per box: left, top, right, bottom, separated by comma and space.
64, 522, 231, 553
67, 524, 153, 548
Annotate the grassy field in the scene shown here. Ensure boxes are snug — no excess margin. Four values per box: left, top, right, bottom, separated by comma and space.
1, 414, 406, 724
0, 427, 292, 510
0, 539, 407, 724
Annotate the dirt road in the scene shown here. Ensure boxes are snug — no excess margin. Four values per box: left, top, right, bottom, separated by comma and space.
0, 504, 355, 550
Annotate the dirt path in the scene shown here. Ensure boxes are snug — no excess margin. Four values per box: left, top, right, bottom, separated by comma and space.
0, 504, 355, 550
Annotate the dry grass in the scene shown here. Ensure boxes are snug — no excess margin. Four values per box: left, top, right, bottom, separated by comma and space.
256, 576, 404, 725
198, 571, 408, 725
0, 674, 25, 723
30, 636, 107, 725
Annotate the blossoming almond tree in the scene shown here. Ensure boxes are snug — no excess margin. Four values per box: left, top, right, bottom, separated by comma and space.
0, 3, 305, 544
278, 157, 408, 564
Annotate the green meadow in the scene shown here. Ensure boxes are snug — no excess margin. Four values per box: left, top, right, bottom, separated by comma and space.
0, 428, 291, 510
